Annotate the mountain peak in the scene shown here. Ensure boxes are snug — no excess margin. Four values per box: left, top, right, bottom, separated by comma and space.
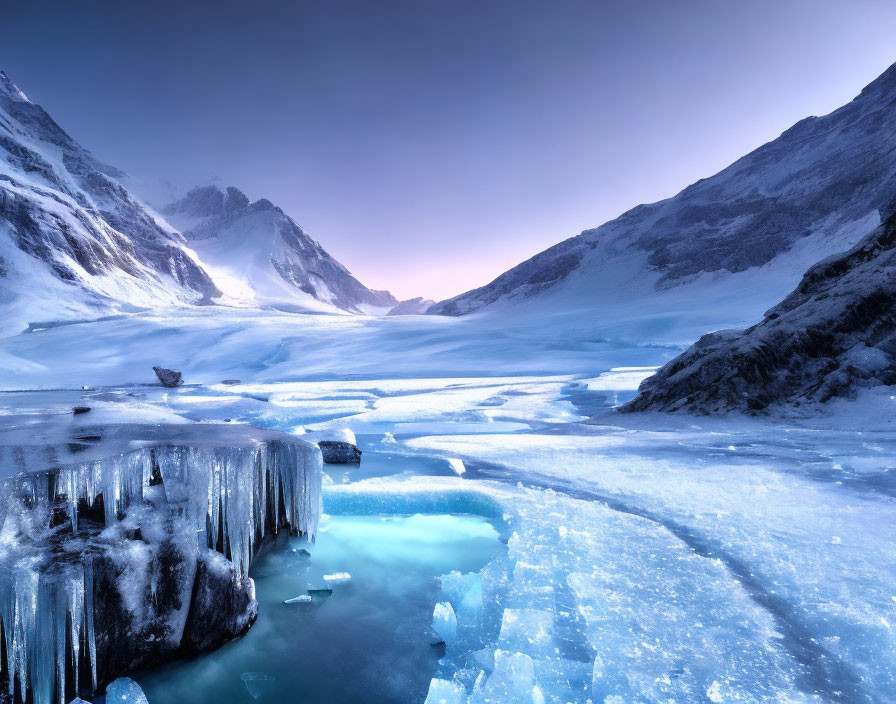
224, 186, 249, 213
0, 70, 30, 103
859, 61, 896, 98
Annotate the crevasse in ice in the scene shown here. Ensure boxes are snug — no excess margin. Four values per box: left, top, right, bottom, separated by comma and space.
0, 422, 322, 704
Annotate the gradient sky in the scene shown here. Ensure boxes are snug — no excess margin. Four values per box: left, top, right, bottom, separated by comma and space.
2, 1, 896, 300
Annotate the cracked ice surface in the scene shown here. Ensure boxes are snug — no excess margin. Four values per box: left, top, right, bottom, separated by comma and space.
329, 476, 817, 703
407, 410, 896, 703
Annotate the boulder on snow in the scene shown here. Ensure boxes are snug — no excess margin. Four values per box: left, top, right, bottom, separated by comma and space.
152, 366, 183, 387
302, 428, 362, 464
318, 440, 362, 464
73, 406, 91, 414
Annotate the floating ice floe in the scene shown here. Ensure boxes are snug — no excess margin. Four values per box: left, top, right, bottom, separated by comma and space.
240, 672, 276, 700
284, 595, 314, 604
323, 572, 352, 584
105, 677, 149, 704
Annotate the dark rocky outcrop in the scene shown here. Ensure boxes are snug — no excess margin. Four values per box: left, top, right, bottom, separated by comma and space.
622, 200, 896, 414
152, 366, 183, 387
318, 440, 363, 464
181, 551, 258, 653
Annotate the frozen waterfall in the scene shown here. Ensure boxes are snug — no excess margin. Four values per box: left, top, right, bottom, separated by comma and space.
0, 422, 322, 704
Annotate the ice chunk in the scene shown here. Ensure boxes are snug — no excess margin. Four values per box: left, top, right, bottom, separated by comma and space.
432, 601, 458, 645
447, 458, 466, 475
284, 595, 313, 604
424, 677, 467, 704
240, 672, 276, 700
323, 572, 351, 584
440, 571, 483, 617
498, 609, 553, 656
105, 677, 149, 703
469, 650, 541, 704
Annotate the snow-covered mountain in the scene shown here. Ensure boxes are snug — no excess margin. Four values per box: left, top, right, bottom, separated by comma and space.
0, 71, 220, 335
387, 297, 434, 315
164, 185, 397, 314
430, 62, 896, 336
623, 197, 896, 414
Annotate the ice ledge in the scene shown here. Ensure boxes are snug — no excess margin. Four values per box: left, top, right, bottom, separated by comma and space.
0, 422, 322, 704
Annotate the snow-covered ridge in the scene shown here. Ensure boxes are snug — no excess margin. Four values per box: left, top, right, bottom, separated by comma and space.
0, 70, 221, 335
430, 62, 896, 322
164, 184, 397, 314
622, 195, 896, 414
0, 421, 322, 704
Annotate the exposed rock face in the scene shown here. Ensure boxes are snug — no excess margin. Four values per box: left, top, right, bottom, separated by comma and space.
182, 551, 258, 653
622, 202, 896, 414
152, 365, 183, 387
318, 440, 363, 464
0, 70, 220, 334
388, 297, 435, 315
164, 185, 397, 313
430, 62, 896, 318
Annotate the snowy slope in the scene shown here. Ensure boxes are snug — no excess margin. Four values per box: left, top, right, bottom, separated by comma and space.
0, 70, 220, 335
164, 185, 397, 314
623, 196, 896, 414
430, 62, 896, 332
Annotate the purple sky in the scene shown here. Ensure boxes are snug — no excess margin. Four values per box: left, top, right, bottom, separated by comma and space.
2, 1, 896, 301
